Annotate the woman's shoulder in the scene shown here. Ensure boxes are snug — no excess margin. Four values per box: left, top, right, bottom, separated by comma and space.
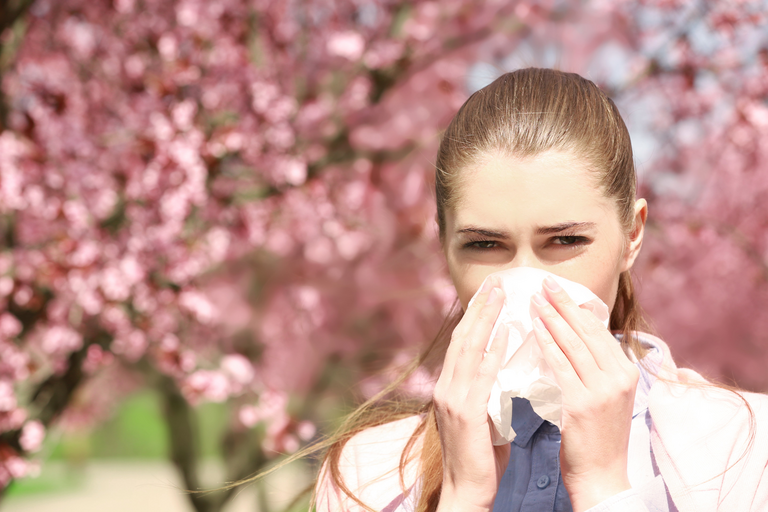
338, 414, 425, 484
640, 330, 768, 434
639, 332, 768, 511
315, 415, 424, 511
344, 414, 424, 454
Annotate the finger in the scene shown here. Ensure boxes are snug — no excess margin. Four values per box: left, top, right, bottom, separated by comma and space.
579, 303, 635, 369
542, 276, 630, 370
451, 286, 505, 387
531, 316, 584, 391
531, 290, 600, 384
470, 322, 509, 399
439, 276, 498, 384
453, 275, 499, 341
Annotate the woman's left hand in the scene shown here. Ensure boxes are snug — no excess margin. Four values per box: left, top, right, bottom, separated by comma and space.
530, 275, 640, 512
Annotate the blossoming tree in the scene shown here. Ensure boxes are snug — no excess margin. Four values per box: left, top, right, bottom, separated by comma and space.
0, 0, 766, 510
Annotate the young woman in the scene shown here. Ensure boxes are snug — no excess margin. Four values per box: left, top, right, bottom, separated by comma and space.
313, 68, 768, 512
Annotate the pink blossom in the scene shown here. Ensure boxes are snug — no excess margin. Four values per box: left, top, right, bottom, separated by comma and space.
278, 158, 307, 186
221, 354, 254, 385
157, 34, 179, 61
19, 421, 45, 453
0, 382, 16, 412
99, 266, 131, 302
364, 40, 404, 69
172, 100, 198, 131
0, 314, 22, 338
0, 465, 9, 488
0, 409, 27, 432
4, 455, 27, 478
41, 325, 83, 355
0, 277, 13, 297
110, 330, 148, 362
62, 200, 91, 235
327, 31, 365, 61
178, 289, 218, 324
238, 404, 260, 428
61, 18, 96, 60
13, 286, 32, 307
0, 342, 30, 381
0, 132, 28, 212
296, 420, 316, 442
68, 240, 101, 267
183, 370, 230, 403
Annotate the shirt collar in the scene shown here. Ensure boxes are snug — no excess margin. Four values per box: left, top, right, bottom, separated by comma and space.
510, 396, 545, 447
615, 332, 664, 418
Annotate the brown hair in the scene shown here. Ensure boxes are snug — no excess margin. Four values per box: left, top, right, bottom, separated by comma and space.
317, 68, 653, 512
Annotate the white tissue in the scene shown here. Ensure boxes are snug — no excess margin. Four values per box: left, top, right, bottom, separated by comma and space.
469, 267, 610, 445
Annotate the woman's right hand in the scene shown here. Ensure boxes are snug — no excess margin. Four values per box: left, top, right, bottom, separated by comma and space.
433, 276, 510, 512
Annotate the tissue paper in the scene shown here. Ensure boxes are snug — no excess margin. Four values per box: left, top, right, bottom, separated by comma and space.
470, 267, 610, 445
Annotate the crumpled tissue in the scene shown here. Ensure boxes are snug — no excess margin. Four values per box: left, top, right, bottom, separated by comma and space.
469, 267, 610, 445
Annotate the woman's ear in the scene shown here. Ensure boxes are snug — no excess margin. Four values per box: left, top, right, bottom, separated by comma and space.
621, 199, 648, 272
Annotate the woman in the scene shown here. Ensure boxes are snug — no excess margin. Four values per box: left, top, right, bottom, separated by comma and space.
313, 68, 768, 512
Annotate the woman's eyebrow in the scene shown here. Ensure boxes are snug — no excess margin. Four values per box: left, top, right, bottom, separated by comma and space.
535, 221, 597, 235
456, 226, 510, 238
456, 222, 597, 238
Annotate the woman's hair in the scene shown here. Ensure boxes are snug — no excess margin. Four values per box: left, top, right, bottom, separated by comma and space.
435, 68, 649, 351
316, 68, 653, 512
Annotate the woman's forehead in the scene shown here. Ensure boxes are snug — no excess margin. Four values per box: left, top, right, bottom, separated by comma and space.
448, 150, 615, 230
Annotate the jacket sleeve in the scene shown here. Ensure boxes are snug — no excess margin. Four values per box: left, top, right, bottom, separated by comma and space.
585, 488, 650, 512
313, 415, 424, 512
649, 367, 768, 512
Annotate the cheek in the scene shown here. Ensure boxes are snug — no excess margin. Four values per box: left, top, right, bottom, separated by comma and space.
568, 252, 624, 312
446, 257, 487, 311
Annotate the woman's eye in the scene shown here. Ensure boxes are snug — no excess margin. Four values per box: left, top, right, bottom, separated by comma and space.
552, 236, 588, 246
466, 240, 497, 249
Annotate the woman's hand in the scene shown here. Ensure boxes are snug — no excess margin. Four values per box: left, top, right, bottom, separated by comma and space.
433, 276, 511, 512
531, 275, 639, 512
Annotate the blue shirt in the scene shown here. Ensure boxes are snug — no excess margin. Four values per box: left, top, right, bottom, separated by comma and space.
492, 333, 675, 512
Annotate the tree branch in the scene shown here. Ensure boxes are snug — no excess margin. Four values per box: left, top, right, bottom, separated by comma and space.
0, 0, 35, 34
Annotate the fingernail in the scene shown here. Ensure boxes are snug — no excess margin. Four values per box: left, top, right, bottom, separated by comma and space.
533, 317, 546, 331
531, 292, 548, 307
544, 275, 562, 293
487, 287, 502, 304
481, 277, 494, 293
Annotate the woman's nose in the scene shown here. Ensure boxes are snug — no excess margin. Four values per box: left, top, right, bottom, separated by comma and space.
506, 249, 544, 272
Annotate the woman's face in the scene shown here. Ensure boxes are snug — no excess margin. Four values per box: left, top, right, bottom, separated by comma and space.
442, 150, 647, 313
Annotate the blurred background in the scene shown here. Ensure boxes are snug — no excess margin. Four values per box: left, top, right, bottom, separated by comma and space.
0, 0, 766, 510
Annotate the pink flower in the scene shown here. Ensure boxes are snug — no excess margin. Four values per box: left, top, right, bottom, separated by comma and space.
296, 420, 316, 442
0, 382, 17, 412
327, 31, 365, 61
179, 289, 218, 325
221, 354, 254, 385
4, 455, 27, 478
110, 330, 148, 362
19, 421, 45, 453
183, 370, 230, 403
41, 325, 83, 355
238, 405, 260, 428
0, 277, 13, 297
0, 314, 22, 338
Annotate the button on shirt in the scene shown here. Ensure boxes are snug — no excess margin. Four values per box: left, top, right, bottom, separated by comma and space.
492, 334, 675, 512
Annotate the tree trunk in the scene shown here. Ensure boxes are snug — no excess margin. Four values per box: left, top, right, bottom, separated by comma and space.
155, 373, 269, 512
